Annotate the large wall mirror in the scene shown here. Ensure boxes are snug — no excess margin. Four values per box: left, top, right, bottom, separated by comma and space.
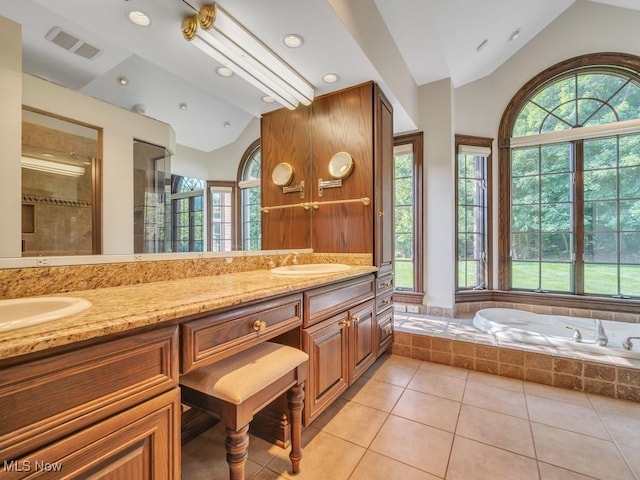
21, 108, 101, 256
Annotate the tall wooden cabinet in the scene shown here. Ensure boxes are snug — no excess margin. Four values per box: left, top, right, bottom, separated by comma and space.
261, 81, 394, 272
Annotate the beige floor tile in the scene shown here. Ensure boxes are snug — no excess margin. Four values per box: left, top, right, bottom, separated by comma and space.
362, 357, 420, 387
532, 422, 634, 480
252, 468, 289, 480
341, 375, 404, 412
527, 394, 610, 440
266, 429, 365, 480
369, 415, 453, 478
467, 370, 524, 392
599, 409, 640, 448
538, 462, 598, 480
456, 404, 535, 457
418, 361, 469, 380
407, 369, 467, 401
618, 444, 640, 480
462, 381, 528, 419
182, 424, 264, 480
310, 400, 387, 448
524, 381, 591, 407
589, 393, 640, 416
349, 451, 441, 480
446, 436, 539, 480
391, 388, 461, 432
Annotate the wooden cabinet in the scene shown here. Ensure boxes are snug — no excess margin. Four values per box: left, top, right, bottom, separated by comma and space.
302, 275, 376, 424
375, 272, 395, 357
261, 81, 394, 269
0, 326, 180, 478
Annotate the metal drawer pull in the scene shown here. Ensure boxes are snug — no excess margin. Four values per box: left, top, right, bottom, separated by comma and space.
384, 328, 392, 335
338, 319, 351, 328
253, 320, 267, 332
379, 281, 392, 288
380, 299, 390, 306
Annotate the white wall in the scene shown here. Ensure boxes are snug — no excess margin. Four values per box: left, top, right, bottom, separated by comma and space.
418, 0, 640, 307
0, 17, 22, 258
419, 79, 455, 310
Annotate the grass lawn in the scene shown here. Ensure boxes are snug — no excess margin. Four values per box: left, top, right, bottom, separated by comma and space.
394, 259, 414, 289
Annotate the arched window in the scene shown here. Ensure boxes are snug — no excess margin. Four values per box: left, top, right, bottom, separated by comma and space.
499, 53, 640, 298
237, 139, 261, 250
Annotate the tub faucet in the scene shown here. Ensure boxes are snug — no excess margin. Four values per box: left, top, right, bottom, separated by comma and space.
594, 319, 608, 346
565, 325, 582, 343
622, 337, 640, 351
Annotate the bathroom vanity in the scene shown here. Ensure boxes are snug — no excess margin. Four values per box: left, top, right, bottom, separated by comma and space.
0, 265, 390, 479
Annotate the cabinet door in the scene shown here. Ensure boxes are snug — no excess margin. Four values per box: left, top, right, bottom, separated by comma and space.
302, 312, 349, 425
2, 389, 181, 480
349, 300, 376, 382
376, 308, 394, 358
374, 84, 394, 272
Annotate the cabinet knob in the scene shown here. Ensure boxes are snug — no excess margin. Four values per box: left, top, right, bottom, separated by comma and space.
378, 211, 384, 217
380, 299, 390, 306
351, 315, 360, 324
253, 320, 267, 332
338, 319, 351, 328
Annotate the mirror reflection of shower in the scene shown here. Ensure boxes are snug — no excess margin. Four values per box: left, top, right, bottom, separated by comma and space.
21, 108, 100, 256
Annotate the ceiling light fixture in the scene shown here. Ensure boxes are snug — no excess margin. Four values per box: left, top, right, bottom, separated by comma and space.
223, 121, 230, 128
283, 34, 303, 48
21, 157, 85, 177
117, 75, 128, 85
216, 66, 234, 77
508, 28, 521, 42
476, 39, 488, 53
181, 4, 314, 110
322, 73, 339, 84
128, 10, 151, 27
262, 95, 275, 103
179, 102, 188, 110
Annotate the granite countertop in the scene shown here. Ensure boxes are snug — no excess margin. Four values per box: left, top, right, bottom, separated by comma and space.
0, 266, 377, 361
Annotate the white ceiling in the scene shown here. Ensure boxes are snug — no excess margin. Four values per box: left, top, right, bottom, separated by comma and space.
1, 0, 638, 152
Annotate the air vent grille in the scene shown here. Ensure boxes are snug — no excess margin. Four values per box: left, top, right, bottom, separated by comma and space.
45, 27, 102, 60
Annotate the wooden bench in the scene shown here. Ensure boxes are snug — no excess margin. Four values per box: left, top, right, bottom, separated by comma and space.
180, 342, 308, 480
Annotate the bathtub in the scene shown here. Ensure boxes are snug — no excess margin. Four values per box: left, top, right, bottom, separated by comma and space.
473, 308, 640, 359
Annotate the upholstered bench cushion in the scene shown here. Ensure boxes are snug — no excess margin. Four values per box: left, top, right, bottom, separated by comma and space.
180, 342, 308, 405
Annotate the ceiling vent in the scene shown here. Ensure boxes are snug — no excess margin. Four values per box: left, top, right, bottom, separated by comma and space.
45, 27, 102, 60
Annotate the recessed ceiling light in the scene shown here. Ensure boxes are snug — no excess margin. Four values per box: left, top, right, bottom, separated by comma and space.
179, 102, 188, 110
508, 28, 521, 42
262, 96, 275, 103
216, 66, 234, 77
223, 121, 230, 128
476, 39, 488, 53
283, 34, 303, 48
322, 73, 340, 84
128, 10, 151, 27
117, 75, 128, 85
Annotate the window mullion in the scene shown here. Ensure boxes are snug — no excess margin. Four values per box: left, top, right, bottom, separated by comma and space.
574, 140, 585, 295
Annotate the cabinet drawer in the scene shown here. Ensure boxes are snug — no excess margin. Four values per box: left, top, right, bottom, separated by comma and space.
0, 326, 178, 462
376, 273, 394, 295
304, 275, 375, 327
181, 294, 302, 374
376, 291, 393, 313
376, 309, 394, 357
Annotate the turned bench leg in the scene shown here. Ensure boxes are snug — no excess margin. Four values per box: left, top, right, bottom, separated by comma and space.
225, 424, 249, 480
287, 382, 305, 474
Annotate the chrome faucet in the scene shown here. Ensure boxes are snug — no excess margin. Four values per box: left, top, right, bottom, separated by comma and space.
565, 325, 582, 342
594, 319, 608, 346
280, 252, 299, 266
622, 337, 640, 351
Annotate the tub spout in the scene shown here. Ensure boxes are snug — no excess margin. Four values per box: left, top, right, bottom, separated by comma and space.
565, 325, 582, 343
594, 319, 608, 346
622, 337, 640, 351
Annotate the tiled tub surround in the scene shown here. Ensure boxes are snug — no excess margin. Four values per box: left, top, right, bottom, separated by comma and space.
393, 313, 640, 402
0, 252, 371, 299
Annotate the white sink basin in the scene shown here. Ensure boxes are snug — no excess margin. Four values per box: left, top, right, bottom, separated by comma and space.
271, 263, 351, 276
0, 296, 92, 333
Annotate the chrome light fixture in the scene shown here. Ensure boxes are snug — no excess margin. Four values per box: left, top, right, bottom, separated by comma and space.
182, 4, 314, 110
21, 156, 85, 177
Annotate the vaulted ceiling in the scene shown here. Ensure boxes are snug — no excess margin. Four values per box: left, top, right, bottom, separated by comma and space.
1, 0, 638, 151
